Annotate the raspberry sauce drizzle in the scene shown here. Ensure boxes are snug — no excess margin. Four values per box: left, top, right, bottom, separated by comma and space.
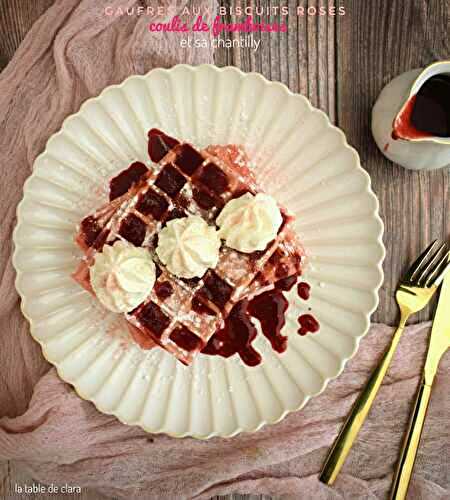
247, 289, 289, 353
202, 300, 261, 366
109, 162, 148, 201
79, 215, 101, 247
202, 275, 298, 365
297, 282, 311, 300
154, 281, 173, 301
297, 314, 320, 336
276, 275, 298, 291
148, 128, 180, 162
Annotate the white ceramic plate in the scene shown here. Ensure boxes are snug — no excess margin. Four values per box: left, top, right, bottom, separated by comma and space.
13, 65, 384, 438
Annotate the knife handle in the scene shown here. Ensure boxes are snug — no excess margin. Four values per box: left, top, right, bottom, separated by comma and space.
390, 375, 432, 500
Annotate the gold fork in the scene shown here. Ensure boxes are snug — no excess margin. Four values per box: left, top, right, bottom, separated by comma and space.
320, 240, 450, 485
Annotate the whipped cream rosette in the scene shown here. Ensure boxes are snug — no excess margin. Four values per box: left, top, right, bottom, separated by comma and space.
156, 215, 221, 279
90, 240, 156, 313
217, 192, 283, 253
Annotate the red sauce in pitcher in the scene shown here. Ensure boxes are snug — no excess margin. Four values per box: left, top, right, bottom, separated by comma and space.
392, 75, 450, 140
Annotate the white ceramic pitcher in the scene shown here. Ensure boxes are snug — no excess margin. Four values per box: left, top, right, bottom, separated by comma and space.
372, 61, 450, 170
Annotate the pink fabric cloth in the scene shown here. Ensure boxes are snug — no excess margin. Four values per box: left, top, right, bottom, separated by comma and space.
0, 1, 448, 499
1, 324, 449, 499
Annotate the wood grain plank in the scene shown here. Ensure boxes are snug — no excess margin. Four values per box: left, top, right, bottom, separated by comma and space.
214, 0, 336, 120
336, 0, 450, 324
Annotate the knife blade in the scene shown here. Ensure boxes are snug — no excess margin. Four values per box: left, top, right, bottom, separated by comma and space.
423, 262, 450, 385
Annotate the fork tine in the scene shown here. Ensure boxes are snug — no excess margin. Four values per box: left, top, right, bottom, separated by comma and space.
404, 240, 439, 282
426, 253, 450, 287
416, 243, 447, 285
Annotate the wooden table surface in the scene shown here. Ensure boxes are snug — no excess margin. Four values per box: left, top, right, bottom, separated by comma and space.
1, 0, 449, 499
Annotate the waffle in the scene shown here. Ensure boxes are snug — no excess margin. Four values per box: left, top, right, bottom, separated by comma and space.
75, 129, 181, 253
73, 130, 303, 365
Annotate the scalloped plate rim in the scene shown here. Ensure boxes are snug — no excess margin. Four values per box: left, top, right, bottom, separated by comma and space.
13, 64, 385, 439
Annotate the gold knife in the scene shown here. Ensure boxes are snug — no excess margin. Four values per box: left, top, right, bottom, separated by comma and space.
390, 265, 450, 500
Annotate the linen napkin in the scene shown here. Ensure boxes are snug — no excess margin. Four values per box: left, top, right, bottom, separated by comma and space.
0, 1, 448, 499
1, 324, 448, 499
